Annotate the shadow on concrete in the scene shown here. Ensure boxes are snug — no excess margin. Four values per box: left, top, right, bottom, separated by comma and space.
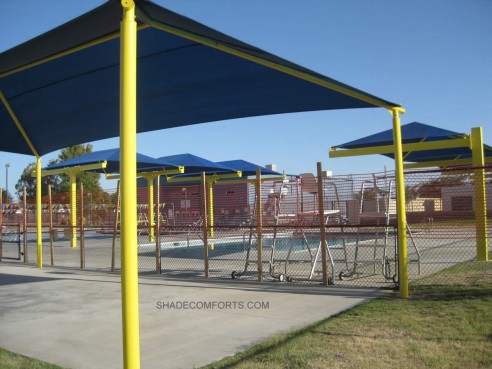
0, 273, 58, 286
0, 262, 386, 299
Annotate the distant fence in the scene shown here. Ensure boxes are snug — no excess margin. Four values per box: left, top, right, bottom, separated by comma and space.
1, 166, 490, 289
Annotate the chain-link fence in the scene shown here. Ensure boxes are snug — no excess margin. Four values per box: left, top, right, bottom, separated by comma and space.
2, 166, 490, 290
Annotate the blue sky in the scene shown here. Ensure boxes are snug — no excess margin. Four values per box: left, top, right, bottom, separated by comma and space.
1, 0, 491, 194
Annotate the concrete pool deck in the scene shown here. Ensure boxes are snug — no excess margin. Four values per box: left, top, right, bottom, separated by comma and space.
0, 263, 384, 369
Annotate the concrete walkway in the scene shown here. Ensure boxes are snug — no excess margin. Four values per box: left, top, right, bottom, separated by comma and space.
0, 263, 384, 369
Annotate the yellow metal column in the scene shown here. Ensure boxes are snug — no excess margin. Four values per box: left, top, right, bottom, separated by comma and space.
207, 179, 214, 238
471, 127, 488, 261
316, 162, 329, 286
256, 167, 263, 282
36, 157, 42, 268
391, 108, 409, 298
70, 173, 77, 247
201, 172, 209, 277
147, 177, 155, 242
120, 1, 141, 369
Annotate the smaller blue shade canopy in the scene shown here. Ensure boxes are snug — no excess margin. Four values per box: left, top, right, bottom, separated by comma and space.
335, 122, 492, 163
336, 122, 464, 149
157, 153, 236, 174
217, 159, 281, 177
45, 148, 173, 173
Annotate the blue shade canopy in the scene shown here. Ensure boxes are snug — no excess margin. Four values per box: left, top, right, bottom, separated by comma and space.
217, 160, 281, 177
157, 153, 235, 174
335, 122, 492, 163
0, 0, 399, 157
45, 148, 173, 173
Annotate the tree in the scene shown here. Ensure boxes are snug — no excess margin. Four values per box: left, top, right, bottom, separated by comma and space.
15, 159, 60, 200
1, 189, 13, 203
14, 144, 103, 201
56, 144, 102, 193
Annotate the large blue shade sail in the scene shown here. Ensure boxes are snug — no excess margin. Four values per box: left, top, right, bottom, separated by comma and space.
45, 148, 172, 173
335, 122, 492, 162
0, 0, 399, 157
217, 160, 281, 177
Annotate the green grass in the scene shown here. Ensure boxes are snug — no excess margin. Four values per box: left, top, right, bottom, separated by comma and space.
200, 261, 492, 369
0, 348, 64, 369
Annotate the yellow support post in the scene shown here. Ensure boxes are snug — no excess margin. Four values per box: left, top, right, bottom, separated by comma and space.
201, 172, 209, 278
256, 167, 263, 282
316, 162, 329, 286
207, 179, 215, 238
147, 177, 155, 242
391, 108, 409, 298
0, 188, 2, 262
36, 157, 42, 268
120, 1, 141, 369
70, 173, 77, 247
471, 127, 488, 261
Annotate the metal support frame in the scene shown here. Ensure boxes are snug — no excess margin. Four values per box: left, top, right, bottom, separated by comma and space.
155, 175, 161, 274
329, 108, 409, 298
329, 117, 492, 297
0, 188, 2, 261
391, 108, 409, 298
79, 183, 85, 268
201, 172, 209, 277
329, 137, 471, 158
317, 162, 329, 286
109, 168, 184, 243
0, 90, 43, 268
471, 127, 488, 261
70, 174, 77, 247
256, 167, 263, 282
167, 171, 241, 236
148, 22, 397, 110
48, 185, 54, 266
40, 162, 107, 176
120, 1, 141, 368
207, 180, 214, 237
147, 177, 154, 242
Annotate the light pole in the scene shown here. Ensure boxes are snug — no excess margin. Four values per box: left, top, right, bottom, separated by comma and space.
5, 163, 10, 202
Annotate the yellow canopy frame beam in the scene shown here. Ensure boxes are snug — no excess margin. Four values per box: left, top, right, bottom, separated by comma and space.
38, 162, 107, 177
403, 156, 492, 169
215, 175, 286, 186
106, 166, 185, 180
34, 162, 110, 248
0, 90, 43, 268
148, 23, 396, 110
329, 136, 471, 158
0, 25, 149, 79
166, 171, 242, 183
